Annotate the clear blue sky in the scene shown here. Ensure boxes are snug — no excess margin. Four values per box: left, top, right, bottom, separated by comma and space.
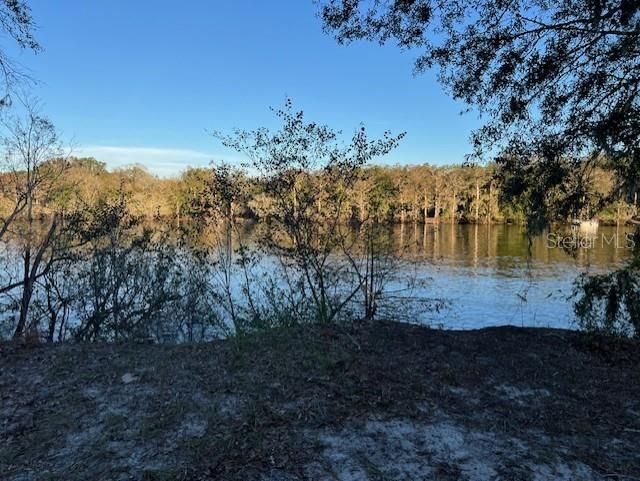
6, 0, 480, 176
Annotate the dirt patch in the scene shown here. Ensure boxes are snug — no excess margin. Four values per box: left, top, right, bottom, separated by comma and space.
308, 417, 600, 481
1, 322, 639, 480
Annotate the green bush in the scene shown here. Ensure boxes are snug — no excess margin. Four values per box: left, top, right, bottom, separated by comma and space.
573, 264, 640, 338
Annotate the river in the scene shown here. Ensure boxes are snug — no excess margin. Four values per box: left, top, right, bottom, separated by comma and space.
385, 223, 633, 329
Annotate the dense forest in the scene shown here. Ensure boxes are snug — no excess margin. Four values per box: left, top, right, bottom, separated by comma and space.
7, 154, 635, 228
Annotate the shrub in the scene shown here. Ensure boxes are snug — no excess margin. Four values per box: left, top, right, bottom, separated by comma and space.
573, 263, 640, 338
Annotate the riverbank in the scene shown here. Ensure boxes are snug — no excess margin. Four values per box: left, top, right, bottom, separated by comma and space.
2, 322, 639, 481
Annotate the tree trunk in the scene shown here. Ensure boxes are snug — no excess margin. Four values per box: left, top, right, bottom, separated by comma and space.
475, 179, 480, 223
423, 189, 428, 221
14, 189, 34, 338
451, 190, 456, 223
47, 297, 57, 343
488, 182, 494, 224
14, 248, 32, 338
434, 184, 440, 222
14, 217, 59, 338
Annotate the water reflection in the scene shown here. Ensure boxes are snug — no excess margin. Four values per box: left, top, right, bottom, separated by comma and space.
195, 221, 633, 329
380, 223, 632, 329
388, 223, 630, 267
208, 222, 632, 330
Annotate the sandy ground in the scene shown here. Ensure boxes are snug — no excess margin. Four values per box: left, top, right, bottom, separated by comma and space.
1, 322, 639, 480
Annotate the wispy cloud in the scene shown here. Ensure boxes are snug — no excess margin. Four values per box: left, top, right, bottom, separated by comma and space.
74, 145, 242, 177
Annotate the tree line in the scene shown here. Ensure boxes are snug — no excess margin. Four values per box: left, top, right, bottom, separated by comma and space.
6, 153, 635, 230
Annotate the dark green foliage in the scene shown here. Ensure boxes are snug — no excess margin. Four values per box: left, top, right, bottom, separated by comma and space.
319, 0, 640, 227
574, 265, 640, 338
0, 0, 40, 102
573, 232, 640, 337
71, 193, 219, 342
0, 0, 39, 51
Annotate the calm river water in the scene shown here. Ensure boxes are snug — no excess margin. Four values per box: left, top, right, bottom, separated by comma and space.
388, 223, 633, 330
2, 222, 632, 336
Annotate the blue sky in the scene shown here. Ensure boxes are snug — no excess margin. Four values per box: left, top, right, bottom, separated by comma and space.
5, 0, 480, 176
